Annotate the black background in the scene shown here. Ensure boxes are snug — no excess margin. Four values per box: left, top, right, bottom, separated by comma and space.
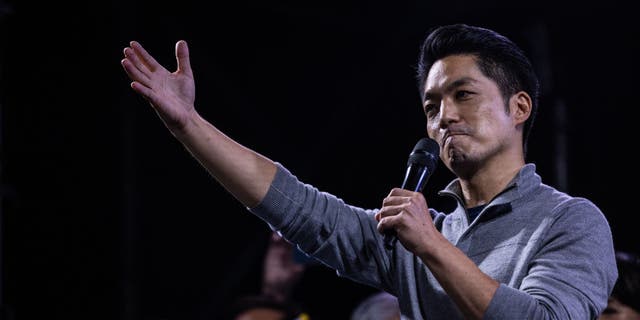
1, 0, 638, 319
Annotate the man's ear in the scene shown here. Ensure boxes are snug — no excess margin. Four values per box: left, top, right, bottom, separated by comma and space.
510, 91, 532, 125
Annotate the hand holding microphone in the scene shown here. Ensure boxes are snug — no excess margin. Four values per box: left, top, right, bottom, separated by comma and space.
382, 137, 440, 250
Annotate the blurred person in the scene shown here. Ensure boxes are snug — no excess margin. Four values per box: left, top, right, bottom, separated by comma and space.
228, 295, 308, 320
261, 231, 308, 304
598, 251, 640, 320
227, 231, 310, 320
120, 23, 617, 319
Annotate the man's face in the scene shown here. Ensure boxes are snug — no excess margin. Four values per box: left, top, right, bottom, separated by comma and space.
422, 54, 519, 176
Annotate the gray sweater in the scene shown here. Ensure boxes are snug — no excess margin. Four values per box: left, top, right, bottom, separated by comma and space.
250, 163, 617, 319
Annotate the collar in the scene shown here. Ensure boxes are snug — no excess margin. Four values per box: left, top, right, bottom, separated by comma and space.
437, 163, 541, 209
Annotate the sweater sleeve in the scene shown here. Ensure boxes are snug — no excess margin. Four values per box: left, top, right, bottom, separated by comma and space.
484, 198, 618, 319
249, 162, 393, 289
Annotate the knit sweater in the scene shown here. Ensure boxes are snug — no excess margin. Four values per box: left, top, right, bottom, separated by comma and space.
250, 163, 617, 319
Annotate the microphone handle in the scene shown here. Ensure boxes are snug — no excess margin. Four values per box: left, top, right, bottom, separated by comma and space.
401, 164, 430, 193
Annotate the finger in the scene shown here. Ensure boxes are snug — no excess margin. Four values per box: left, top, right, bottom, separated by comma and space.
123, 47, 151, 81
375, 204, 406, 221
175, 40, 193, 76
382, 195, 411, 207
386, 187, 413, 197
129, 81, 154, 101
386, 187, 399, 197
130, 41, 162, 72
376, 214, 400, 234
121, 57, 151, 86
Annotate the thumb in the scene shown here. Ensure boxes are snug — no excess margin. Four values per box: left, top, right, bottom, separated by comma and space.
175, 40, 193, 76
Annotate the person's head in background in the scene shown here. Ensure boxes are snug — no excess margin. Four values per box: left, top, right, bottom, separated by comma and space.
229, 295, 309, 320
598, 251, 640, 320
350, 291, 400, 320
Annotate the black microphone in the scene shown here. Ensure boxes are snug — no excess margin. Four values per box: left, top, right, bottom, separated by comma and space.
383, 137, 440, 250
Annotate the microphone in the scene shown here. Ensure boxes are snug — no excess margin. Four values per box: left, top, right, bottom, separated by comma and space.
383, 137, 440, 250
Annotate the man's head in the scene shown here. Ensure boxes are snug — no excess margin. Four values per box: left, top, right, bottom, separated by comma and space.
228, 295, 306, 320
416, 24, 539, 157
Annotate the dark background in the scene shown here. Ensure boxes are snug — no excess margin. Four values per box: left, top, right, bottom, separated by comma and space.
0, 0, 637, 319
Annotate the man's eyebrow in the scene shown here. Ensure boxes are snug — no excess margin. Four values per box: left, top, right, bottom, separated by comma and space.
423, 92, 436, 102
448, 77, 477, 89
423, 77, 478, 102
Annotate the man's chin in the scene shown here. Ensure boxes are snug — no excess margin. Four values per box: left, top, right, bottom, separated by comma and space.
448, 156, 479, 179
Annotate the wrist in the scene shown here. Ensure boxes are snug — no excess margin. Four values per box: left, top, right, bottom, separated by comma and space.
171, 109, 202, 138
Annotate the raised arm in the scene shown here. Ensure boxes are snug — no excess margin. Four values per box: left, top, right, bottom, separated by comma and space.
120, 40, 276, 208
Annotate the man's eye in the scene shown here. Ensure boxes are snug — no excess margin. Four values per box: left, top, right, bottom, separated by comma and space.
424, 104, 437, 116
455, 91, 472, 99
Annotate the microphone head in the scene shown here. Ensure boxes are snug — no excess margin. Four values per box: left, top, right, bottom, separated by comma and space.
408, 137, 440, 171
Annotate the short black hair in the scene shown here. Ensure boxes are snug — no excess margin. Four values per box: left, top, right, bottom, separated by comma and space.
416, 23, 540, 155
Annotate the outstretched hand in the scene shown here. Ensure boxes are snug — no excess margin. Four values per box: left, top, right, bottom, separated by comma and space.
121, 40, 196, 131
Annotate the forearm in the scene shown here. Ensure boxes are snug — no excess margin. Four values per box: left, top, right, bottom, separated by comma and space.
172, 112, 277, 208
420, 235, 499, 320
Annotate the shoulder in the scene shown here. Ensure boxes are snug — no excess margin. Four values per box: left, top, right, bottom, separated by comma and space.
542, 192, 612, 237
533, 183, 603, 217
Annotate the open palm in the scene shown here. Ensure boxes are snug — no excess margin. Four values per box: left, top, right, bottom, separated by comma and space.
121, 40, 196, 131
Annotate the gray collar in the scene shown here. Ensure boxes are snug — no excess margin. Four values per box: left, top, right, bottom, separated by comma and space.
437, 163, 541, 209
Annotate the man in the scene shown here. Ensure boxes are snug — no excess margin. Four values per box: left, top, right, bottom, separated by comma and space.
120, 23, 617, 319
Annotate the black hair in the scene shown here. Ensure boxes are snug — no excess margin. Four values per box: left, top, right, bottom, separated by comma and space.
416, 23, 540, 156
